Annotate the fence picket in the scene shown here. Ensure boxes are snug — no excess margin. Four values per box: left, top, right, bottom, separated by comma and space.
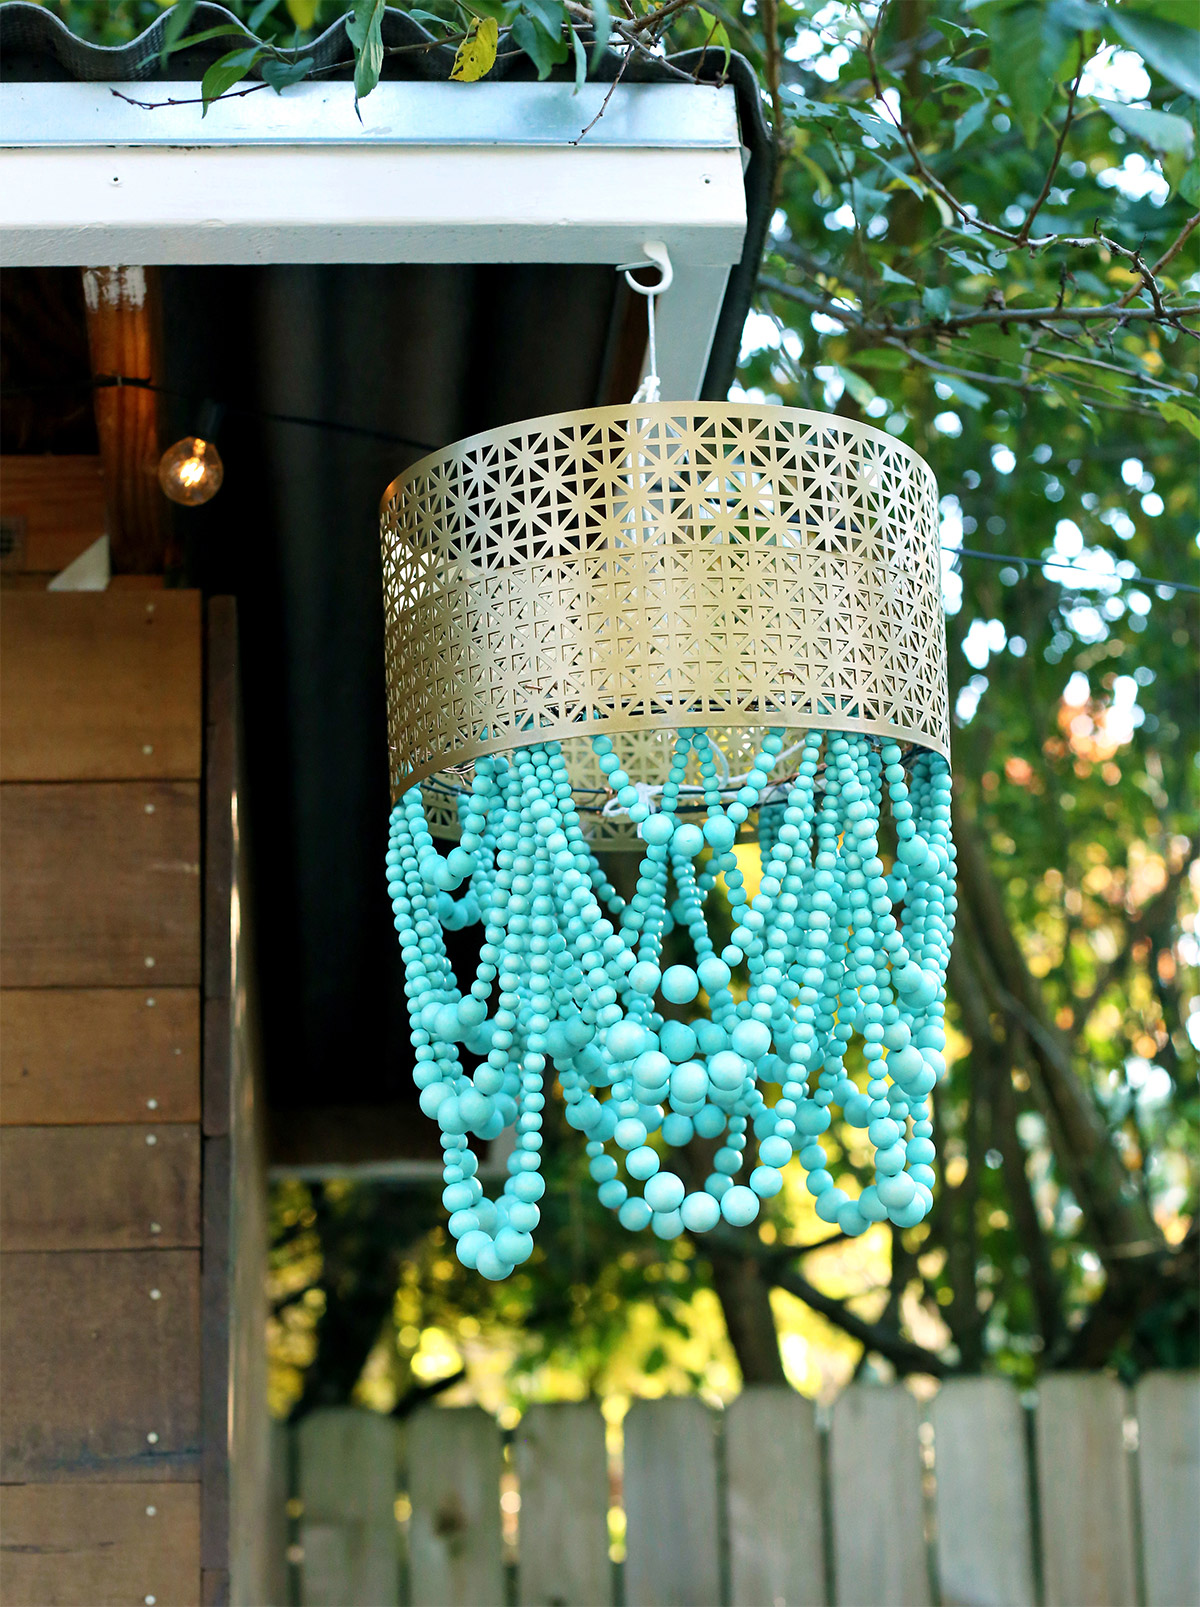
830, 1385, 930, 1607
930, 1376, 1034, 1607
1037, 1374, 1137, 1607
1135, 1370, 1200, 1607
296, 1408, 400, 1607
725, 1386, 824, 1607
623, 1397, 722, 1607
406, 1403, 504, 1607
515, 1401, 611, 1606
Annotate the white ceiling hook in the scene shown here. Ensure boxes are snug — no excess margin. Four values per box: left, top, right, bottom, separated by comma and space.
619, 240, 674, 297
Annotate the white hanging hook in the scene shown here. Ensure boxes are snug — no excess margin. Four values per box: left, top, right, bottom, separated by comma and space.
618, 242, 672, 404
618, 240, 674, 297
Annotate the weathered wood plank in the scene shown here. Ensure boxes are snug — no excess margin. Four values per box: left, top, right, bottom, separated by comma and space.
0, 454, 107, 576
297, 1409, 400, 1607
407, 1404, 504, 1607
726, 1386, 824, 1607
515, 1401, 610, 1607
1, 1124, 200, 1250
0, 592, 202, 781
0, 781, 200, 986
930, 1377, 1034, 1607
0, 987, 200, 1126
623, 1397, 721, 1607
1036, 1373, 1137, 1607
0, 1481, 200, 1606
1135, 1371, 1200, 1607
1, 1250, 201, 1481
830, 1386, 931, 1607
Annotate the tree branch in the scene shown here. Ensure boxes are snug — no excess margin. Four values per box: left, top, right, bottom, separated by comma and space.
769, 1263, 955, 1377
1075, 834, 1200, 1027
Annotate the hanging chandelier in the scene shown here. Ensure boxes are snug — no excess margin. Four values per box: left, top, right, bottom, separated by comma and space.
380, 263, 954, 1281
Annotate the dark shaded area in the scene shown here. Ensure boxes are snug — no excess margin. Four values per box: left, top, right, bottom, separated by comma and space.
0, 266, 98, 454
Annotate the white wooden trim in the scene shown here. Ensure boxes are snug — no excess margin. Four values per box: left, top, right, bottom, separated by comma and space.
0, 79, 740, 149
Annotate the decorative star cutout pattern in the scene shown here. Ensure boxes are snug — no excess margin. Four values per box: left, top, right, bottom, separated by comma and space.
382, 405, 946, 843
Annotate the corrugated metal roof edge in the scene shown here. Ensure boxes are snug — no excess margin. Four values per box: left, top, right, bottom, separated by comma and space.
0, 2, 772, 398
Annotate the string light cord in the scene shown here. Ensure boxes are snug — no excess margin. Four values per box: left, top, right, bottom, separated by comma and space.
5, 373, 1196, 594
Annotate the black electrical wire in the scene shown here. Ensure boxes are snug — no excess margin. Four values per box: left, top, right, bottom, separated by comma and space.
4, 374, 1198, 594
4, 374, 438, 455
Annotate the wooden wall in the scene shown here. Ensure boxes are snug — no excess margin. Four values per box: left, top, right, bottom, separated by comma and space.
0, 587, 271, 1604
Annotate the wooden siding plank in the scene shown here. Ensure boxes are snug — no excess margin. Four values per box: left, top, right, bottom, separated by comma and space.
726, 1386, 824, 1607
0, 1124, 200, 1250
830, 1386, 930, 1607
515, 1401, 611, 1607
0, 455, 107, 576
1, 1249, 201, 1482
930, 1377, 1035, 1607
0, 1482, 200, 1606
1135, 1371, 1200, 1607
0, 592, 202, 781
1036, 1373, 1137, 1607
623, 1398, 721, 1607
0, 781, 200, 987
296, 1409, 400, 1607
406, 1405, 503, 1607
0, 987, 199, 1126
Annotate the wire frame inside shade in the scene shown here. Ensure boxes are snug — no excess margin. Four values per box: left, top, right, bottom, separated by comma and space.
381, 404, 947, 840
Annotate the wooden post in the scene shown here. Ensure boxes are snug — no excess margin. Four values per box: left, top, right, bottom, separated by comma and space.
930, 1377, 1035, 1607
623, 1398, 722, 1607
1135, 1371, 1200, 1607
725, 1386, 825, 1607
515, 1402, 611, 1607
80, 265, 172, 575
830, 1386, 931, 1607
1036, 1374, 1138, 1607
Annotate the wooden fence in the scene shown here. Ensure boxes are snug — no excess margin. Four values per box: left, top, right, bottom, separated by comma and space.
280, 1373, 1199, 1607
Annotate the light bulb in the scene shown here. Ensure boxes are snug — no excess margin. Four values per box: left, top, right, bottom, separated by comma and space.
158, 436, 224, 506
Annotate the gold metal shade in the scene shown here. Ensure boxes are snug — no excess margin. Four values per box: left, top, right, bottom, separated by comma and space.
381, 404, 945, 843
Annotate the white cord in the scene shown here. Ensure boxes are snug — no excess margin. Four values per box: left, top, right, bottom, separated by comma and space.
619, 241, 672, 405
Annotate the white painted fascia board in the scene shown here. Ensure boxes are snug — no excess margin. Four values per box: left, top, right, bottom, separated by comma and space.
0, 79, 747, 398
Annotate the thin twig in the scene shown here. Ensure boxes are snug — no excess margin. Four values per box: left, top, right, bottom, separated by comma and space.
1016, 46, 1084, 245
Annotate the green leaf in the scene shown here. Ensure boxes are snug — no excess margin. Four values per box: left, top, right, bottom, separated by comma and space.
922, 285, 953, 321
850, 347, 909, 370
164, 23, 252, 54
571, 24, 586, 93
846, 107, 905, 147
941, 374, 990, 409
705, 17, 731, 78
261, 55, 314, 90
200, 46, 262, 113
160, 0, 198, 64
1156, 399, 1200, 439
1179, 154, 1200, 206
933, 61, 998, 93
345, 0, 387, 101
781, 88, 838, 120
953, 96, 991, 148
407, 8, 458, 30
879, 262, 915, 285
1110, 12, 1200, 102
944, 246, 994, 276
1095, 99, 1195, 157
988, 2, 1075, 146
834, 366, 879, 408
522, 0, 566, 38
247, 0, 280, 31
589, 0, 611, 67
512, 12, 569, 78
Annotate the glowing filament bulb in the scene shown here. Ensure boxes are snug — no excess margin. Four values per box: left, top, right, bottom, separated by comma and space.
158, 436, 224, 506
